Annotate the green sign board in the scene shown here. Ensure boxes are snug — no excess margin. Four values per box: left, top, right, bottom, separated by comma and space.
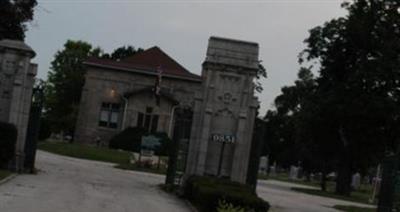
141, 135, 161, 150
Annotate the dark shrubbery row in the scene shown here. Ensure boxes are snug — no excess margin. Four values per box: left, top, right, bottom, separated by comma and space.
184, 176, 270, 212
0, 122, 17, 167
109, 127, 171, 156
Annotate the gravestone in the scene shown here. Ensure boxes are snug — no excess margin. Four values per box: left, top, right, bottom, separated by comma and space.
351, 172, 361, 190
259, 156, 268, 174
289, 165, 299, 180
185, 36, 259, 184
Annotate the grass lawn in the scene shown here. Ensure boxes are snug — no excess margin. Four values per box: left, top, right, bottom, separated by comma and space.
261, 172, 376, 205
38, 141, 131, 164
38, 141, 167, 175
115, 163, 166, 175
292, 187, 374, 205
0, 169, 12, 181
259, 173, 324, 188
333, 205, 376, 212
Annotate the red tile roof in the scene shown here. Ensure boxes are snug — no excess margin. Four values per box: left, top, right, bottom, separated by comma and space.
84, 46, 201, 81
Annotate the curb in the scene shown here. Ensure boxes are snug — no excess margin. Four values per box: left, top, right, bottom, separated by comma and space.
0, 173, 17, 185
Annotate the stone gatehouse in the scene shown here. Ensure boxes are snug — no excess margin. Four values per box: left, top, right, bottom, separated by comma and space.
74, 46, 202, 145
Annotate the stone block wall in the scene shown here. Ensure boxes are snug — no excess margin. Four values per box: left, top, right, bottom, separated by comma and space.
74, 66, 201, 145
0, 39, 37, 171
185, 36, 259, 184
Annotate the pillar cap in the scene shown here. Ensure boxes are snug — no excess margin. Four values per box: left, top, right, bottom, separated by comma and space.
0, 39, 36, 58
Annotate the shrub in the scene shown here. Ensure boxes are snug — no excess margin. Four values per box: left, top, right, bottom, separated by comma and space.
0, 122, 17, 166
184, 176, 270, 212
136, 159, 153, 168
217, 199, 246, 212
109, 127, 147, 152
109, 128, 171, 156
151, 132, 171, 156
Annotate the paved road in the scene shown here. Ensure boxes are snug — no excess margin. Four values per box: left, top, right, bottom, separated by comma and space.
0, 151, 190, 212
0, 150, 377, 212
257, 180, 376, 212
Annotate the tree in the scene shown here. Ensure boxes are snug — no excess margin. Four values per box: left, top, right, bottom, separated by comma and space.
45, 41, 143, 135
299, 0, 400, 195
263, 68, 329, 176
255, 63, 267, 93
0, 0, 37, 40
102, 45, 144, 61
45, 40, 99, 134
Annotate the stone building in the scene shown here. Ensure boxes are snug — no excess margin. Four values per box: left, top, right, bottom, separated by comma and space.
0, 39, 37, 171
75, 37, 260, 184
74, 47, 202, 145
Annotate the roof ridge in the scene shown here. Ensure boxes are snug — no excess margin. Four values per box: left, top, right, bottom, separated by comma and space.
84, 46, 201, 81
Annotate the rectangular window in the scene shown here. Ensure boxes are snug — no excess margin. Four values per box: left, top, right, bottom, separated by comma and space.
137, 112, 144, 128
144, 114, 151, 131
136, 107, 158, 133
151, 115, 159, 133
98, 102, 120, 128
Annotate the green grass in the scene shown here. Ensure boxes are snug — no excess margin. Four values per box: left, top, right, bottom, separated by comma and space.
333, 205, 376, 212
38, 142, 131, 164
262, 172, 376, 205
115, 163, 166, 175
259, 173, 324, 188
38, 141, 167, 175
0, 169, 12, 181
292, 187, 374, 205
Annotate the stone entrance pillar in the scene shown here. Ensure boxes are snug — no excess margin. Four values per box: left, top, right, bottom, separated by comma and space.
185, 37, 259, 183
0, 40, 37, 171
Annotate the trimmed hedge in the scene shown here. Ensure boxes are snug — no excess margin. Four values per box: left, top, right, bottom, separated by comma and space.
0, 122, 17, 166
184, 176, 270, 212
109, 127, 147, 152
109, 127, 171, 156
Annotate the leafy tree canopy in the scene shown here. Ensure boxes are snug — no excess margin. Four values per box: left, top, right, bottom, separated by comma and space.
265, 0, 400, 195
0, 0, 37, 40
45, 40, 142, 134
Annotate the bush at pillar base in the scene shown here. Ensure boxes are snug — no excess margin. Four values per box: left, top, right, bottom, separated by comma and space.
184, 176, 270, 212
0, 122, 17, 168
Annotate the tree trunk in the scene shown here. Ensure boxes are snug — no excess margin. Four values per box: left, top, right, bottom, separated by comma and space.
305, 171, 311, 182
321, 164, 327, 192
335, 127, 352, 196
335, 160, 352, 196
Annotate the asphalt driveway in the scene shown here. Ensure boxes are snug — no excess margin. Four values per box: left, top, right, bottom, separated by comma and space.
0, 150, 190, 212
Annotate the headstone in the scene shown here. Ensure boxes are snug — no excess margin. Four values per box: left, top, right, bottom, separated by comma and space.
270, 162, 277, 176
289, 165, 299, 180
259, 156, 268, 174
185, 36, 259, 183
351, 172, 361, 190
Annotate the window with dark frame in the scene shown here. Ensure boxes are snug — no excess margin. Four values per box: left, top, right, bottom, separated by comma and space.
137, 107, 159, 133
99, 102, 120, 128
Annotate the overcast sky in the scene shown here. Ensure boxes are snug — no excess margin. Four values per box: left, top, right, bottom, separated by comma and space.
25, 0, 346, 115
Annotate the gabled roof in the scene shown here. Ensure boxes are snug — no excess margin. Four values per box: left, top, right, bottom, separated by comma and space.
84, 46, 201, 82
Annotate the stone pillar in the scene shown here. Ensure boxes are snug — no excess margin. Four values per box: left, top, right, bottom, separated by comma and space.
185, 36, 259, 184
0, 39, 37, 171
